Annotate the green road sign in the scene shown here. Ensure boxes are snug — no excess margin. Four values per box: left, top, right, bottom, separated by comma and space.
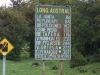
35, 5, 71, 60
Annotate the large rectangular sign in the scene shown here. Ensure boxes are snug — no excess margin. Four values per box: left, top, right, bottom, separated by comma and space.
35, 5, 71, 60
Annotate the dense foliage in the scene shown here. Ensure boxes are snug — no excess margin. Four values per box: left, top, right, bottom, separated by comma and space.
71, 1, 100, 66
0, 7, 29, 60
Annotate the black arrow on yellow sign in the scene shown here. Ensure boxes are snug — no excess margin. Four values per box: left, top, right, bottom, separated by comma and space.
0, 42, 8, 52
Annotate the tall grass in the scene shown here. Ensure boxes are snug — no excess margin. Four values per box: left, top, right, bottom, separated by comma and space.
0, 51, 100, 75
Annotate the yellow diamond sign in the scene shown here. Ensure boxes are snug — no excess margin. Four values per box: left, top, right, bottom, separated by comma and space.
0, 38, 14, 56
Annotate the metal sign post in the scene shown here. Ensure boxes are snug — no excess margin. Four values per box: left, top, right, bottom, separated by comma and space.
0, 38, 14, 75
2, 55, 6, 75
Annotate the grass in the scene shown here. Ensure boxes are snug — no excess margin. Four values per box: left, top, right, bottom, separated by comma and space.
0, 51, 100, 75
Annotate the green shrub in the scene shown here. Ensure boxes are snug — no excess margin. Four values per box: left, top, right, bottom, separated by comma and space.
78, 67, 88, 73
70, 48, 88, 68
51, 65, 58, 70
21, 50, 30, 59
91, 69, 96, 73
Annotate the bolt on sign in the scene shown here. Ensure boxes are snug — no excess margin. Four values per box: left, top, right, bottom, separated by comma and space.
0, 38, 14, 56
35, 5, 71, 60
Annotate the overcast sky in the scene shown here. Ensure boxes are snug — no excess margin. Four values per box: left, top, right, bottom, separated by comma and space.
0, 0, 29, 7
0, 0, 11, 6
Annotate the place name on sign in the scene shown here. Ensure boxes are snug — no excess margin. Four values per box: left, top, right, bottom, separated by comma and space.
36, 7, 70, 14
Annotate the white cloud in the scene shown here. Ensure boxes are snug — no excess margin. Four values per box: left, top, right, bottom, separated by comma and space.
0, 0, 29, 7
0, 0, 11, 7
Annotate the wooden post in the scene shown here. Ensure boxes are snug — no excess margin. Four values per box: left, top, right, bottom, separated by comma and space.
60, 60, 63, 75
42, 60, 45, 75
38, 0, 40, 3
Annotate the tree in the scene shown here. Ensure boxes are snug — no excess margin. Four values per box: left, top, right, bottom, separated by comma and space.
19, 1, 39, 57
0, 7, 30, 60
10, 0, 22, 9
72, 1, 100, 57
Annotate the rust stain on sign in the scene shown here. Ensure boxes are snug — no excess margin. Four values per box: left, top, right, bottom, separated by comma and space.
59, 24, 65, 44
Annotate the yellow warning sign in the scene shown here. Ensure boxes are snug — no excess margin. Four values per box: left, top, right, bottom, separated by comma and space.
0, 38, 14, 56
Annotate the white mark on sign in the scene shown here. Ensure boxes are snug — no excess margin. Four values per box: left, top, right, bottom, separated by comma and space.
59, 47, 61, 49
